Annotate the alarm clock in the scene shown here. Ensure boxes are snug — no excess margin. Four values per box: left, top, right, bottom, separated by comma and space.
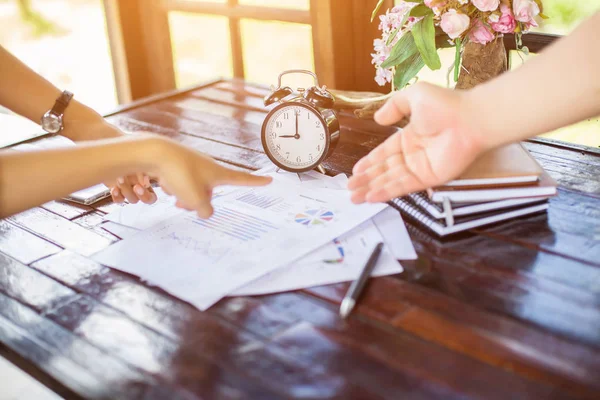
261, 69, 340, 174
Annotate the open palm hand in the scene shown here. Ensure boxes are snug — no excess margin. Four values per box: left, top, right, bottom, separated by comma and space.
348, 83, 485, 204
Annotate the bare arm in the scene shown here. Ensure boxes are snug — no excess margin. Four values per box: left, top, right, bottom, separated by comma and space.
0, 136, 271, 218
0, 137, 159, 217
469, 12, 600, 149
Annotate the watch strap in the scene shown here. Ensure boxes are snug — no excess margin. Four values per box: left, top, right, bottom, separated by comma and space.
50, 90, 74, 116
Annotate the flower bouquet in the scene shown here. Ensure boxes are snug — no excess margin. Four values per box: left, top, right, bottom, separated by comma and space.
371, 0, 546, 90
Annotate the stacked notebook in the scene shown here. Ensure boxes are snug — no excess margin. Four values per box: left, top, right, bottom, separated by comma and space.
390, 143, 556, 236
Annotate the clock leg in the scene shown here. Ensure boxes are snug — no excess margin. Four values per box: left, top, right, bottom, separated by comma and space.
315, 164, 326, 175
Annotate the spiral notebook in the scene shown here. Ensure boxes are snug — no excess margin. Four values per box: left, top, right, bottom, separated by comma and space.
408, 192, 552, 220
390, 197, 549, 236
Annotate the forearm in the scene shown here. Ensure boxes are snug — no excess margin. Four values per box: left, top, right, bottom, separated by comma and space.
0, 136, 163, 218
0, 46, 104, 141
466, 13, 600, 149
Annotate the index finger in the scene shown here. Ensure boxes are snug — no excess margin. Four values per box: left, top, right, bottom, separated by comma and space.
374, 91, 411, 126
215, 167, 273, 187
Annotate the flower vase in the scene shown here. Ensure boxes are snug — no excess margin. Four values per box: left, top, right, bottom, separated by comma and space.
455, 38, 508, 90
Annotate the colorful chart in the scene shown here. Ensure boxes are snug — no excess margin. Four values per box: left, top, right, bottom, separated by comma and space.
324, 238, 345, 264
294, 209, 335, 226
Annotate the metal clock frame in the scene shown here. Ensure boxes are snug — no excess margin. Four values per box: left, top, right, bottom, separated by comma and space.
261, 100, 340, 173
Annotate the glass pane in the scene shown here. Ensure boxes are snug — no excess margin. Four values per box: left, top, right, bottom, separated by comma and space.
0, 0, 118, 114
535, 0, 600, 35
169, 12, 233, 88
238, 0, 309, 10
240, 19, 314, 88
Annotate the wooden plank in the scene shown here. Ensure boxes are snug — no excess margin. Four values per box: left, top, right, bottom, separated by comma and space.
164, 0, 311, 24
228, 0, 245, 79
0, 252, 76, 313
72, 211, 121, 242
103, 0, 133, 103
41, 201, 92, 220
305, 277, 600, 397
43, 295, 284, 399
110, 0, 176, 100
269, 319, 568, 399
351, 0, 394, 93
310, 0, 393, 92
0, 221, 60, 265
8, 208, 114, 256
212, 292, 578, 398
0, 293, 172, 400
310, 0, 356, 90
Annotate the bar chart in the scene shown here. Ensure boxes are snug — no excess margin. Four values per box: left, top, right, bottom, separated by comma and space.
191, 207, 279, 242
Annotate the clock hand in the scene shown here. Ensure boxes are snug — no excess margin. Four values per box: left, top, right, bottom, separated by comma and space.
295, 110, 299, 139
278, 134, 297, 138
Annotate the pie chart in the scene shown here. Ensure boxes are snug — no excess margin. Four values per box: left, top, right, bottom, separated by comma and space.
295, 209, 335, 226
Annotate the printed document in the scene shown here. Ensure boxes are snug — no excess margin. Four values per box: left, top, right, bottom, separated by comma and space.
92, 179, 387, 310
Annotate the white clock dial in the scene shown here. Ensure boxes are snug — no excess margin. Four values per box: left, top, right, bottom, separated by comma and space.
264, 104, 327, 170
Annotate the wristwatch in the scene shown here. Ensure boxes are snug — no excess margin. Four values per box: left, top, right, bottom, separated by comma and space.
41, 90, 73, 134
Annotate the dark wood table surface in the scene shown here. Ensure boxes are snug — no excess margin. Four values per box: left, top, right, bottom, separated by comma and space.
1, 78, 600, 400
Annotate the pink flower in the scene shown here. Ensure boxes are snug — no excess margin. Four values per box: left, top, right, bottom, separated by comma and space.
513, 0, 540, 24
424, 0, 444, 7
469, 20, 495, 45
472, 0, 499, 12
375, 67, 393, 86
440, 9, 470, 39
491, 4, 517, 33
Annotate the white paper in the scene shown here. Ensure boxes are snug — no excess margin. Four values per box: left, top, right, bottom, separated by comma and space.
92, 179, 387, 310
101, 221, 140, 239
372, 207, 418, 260
103, 187, 183, 230
232, 207, 416, 296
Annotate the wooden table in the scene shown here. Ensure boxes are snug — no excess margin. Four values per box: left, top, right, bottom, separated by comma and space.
1, 79, 600, 400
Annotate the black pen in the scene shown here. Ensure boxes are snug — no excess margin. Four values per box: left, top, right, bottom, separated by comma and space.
339, 242, 384, 319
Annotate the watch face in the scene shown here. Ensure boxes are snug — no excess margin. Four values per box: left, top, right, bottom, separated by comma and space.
41, 113, 62, 134
262, 103, 328, 172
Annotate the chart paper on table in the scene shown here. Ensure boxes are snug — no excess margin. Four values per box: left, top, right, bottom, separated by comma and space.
232, 207, 415, 296
92, 179, 387, 310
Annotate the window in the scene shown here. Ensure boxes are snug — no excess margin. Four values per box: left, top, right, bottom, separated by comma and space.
0, 0, 118, 114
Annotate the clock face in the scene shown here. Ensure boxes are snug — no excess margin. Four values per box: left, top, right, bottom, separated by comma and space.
263, 103, 328, 171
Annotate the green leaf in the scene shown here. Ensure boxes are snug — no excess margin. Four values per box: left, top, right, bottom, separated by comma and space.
453, 38, 462, 82
394, 52, 425, 90
412, 14, 441, 70
381, 32, 418, 69
371, 0, 386, 22
410, 4, 433, 18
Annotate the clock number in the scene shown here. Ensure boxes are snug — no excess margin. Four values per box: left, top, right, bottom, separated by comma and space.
320, 133, 325, 140
286, 152, 290, 159
276, 144, 281, 150
276, 121, 282, 128
283, 113, 289, 120
307, 113, 310, 120
317, 144, 321, 152
296, 156, 302, 163
309, 153, 313, 161
270, 132, 276, 139
316, 121, 322, 128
